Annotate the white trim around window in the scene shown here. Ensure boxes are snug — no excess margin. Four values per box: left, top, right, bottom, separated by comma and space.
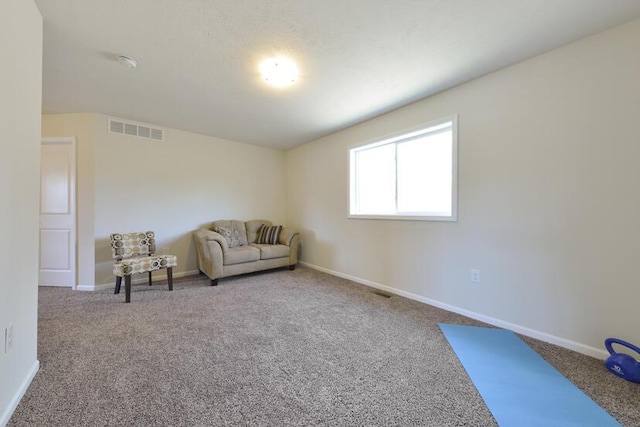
348, 115, 458, 222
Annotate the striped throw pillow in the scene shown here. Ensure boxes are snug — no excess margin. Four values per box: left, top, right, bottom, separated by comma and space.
256, 224, 282, 245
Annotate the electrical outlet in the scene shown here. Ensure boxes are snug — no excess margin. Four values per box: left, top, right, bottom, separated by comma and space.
4, 324, 13, 353
470, 269, 481, 284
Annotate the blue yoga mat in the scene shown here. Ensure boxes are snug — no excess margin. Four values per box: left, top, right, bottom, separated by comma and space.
439, 324, 621, 427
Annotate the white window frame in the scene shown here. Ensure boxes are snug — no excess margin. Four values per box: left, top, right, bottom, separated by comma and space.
348, 115, 458, 222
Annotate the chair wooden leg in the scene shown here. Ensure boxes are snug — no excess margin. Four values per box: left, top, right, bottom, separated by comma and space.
148, 271, 153, 286
125, 275, 132, 303
167, 267, 173, 291
115, 276, 122, 294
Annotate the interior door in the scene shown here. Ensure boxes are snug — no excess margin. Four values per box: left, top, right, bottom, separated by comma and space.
39, 137, 76, 288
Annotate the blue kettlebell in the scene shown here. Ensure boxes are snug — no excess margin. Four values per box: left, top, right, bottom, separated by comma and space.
604, 338, 640, 383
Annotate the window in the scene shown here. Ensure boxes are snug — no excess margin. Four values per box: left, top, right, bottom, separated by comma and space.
349, 116, 457, 221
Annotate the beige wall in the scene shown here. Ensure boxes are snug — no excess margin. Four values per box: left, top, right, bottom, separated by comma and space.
286, 18, 640, 357
42, 113, 287, 287
0, 0, 42, 424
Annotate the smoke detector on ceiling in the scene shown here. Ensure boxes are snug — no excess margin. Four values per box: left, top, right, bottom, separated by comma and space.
117, 55, 137, 69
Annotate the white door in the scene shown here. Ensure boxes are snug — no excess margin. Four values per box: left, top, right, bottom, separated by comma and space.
39, 137, 76, 288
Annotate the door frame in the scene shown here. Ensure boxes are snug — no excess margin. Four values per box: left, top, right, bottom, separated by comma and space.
40, 137, 77, 289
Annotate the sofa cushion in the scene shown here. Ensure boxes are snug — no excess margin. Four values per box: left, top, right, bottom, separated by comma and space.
250, 243, 290, 260
256, 224, 282, 245
223, 245, 260, 265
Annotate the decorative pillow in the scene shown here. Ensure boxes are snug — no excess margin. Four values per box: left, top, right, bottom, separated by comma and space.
256, 224, 282, 245
214, 226, 242, 248
232, 222, 249, 246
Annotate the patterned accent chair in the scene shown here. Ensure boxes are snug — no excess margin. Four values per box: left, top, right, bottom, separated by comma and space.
110, 231, 178, 303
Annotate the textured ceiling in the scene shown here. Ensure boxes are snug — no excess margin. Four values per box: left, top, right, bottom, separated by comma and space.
35, 0, 640, 150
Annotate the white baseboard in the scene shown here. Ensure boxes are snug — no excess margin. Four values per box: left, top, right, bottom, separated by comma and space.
0, 360, 39, 427
77, 270, 200, 292
77, 283, 113, 292
77, 283, 111, 291
300, 261, 609, 360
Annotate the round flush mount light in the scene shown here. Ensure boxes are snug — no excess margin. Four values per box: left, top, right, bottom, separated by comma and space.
117, 55, 138, 69
260, 57, 298, 87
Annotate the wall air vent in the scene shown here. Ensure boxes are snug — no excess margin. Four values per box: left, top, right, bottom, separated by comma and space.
108, 119, 164, 141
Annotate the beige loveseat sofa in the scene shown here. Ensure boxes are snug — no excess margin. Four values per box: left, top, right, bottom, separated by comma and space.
193, 219, 300, 286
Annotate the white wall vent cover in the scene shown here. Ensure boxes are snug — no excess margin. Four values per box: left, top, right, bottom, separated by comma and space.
108, 119, 164, 141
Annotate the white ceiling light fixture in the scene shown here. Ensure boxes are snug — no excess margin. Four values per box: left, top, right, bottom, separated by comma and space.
260, 57, 298, 87
117, 55, 138, 69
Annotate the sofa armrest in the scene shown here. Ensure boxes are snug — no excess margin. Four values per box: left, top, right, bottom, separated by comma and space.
279, 227, 299, 247
279, 228, 300, 266
193, 229, 228, 281
194, 228, 229, 252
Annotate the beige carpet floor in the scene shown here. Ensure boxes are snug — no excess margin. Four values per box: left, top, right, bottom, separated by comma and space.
8, 266, 640, 426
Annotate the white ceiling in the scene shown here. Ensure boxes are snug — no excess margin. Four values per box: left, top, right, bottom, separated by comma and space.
35, 0, 640, 150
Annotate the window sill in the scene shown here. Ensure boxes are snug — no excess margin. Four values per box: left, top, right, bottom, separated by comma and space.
347, 214, 457, 222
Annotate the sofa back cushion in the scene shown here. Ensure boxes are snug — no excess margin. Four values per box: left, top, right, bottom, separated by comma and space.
245, 219, 272, 243
212, 220, 248, 248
